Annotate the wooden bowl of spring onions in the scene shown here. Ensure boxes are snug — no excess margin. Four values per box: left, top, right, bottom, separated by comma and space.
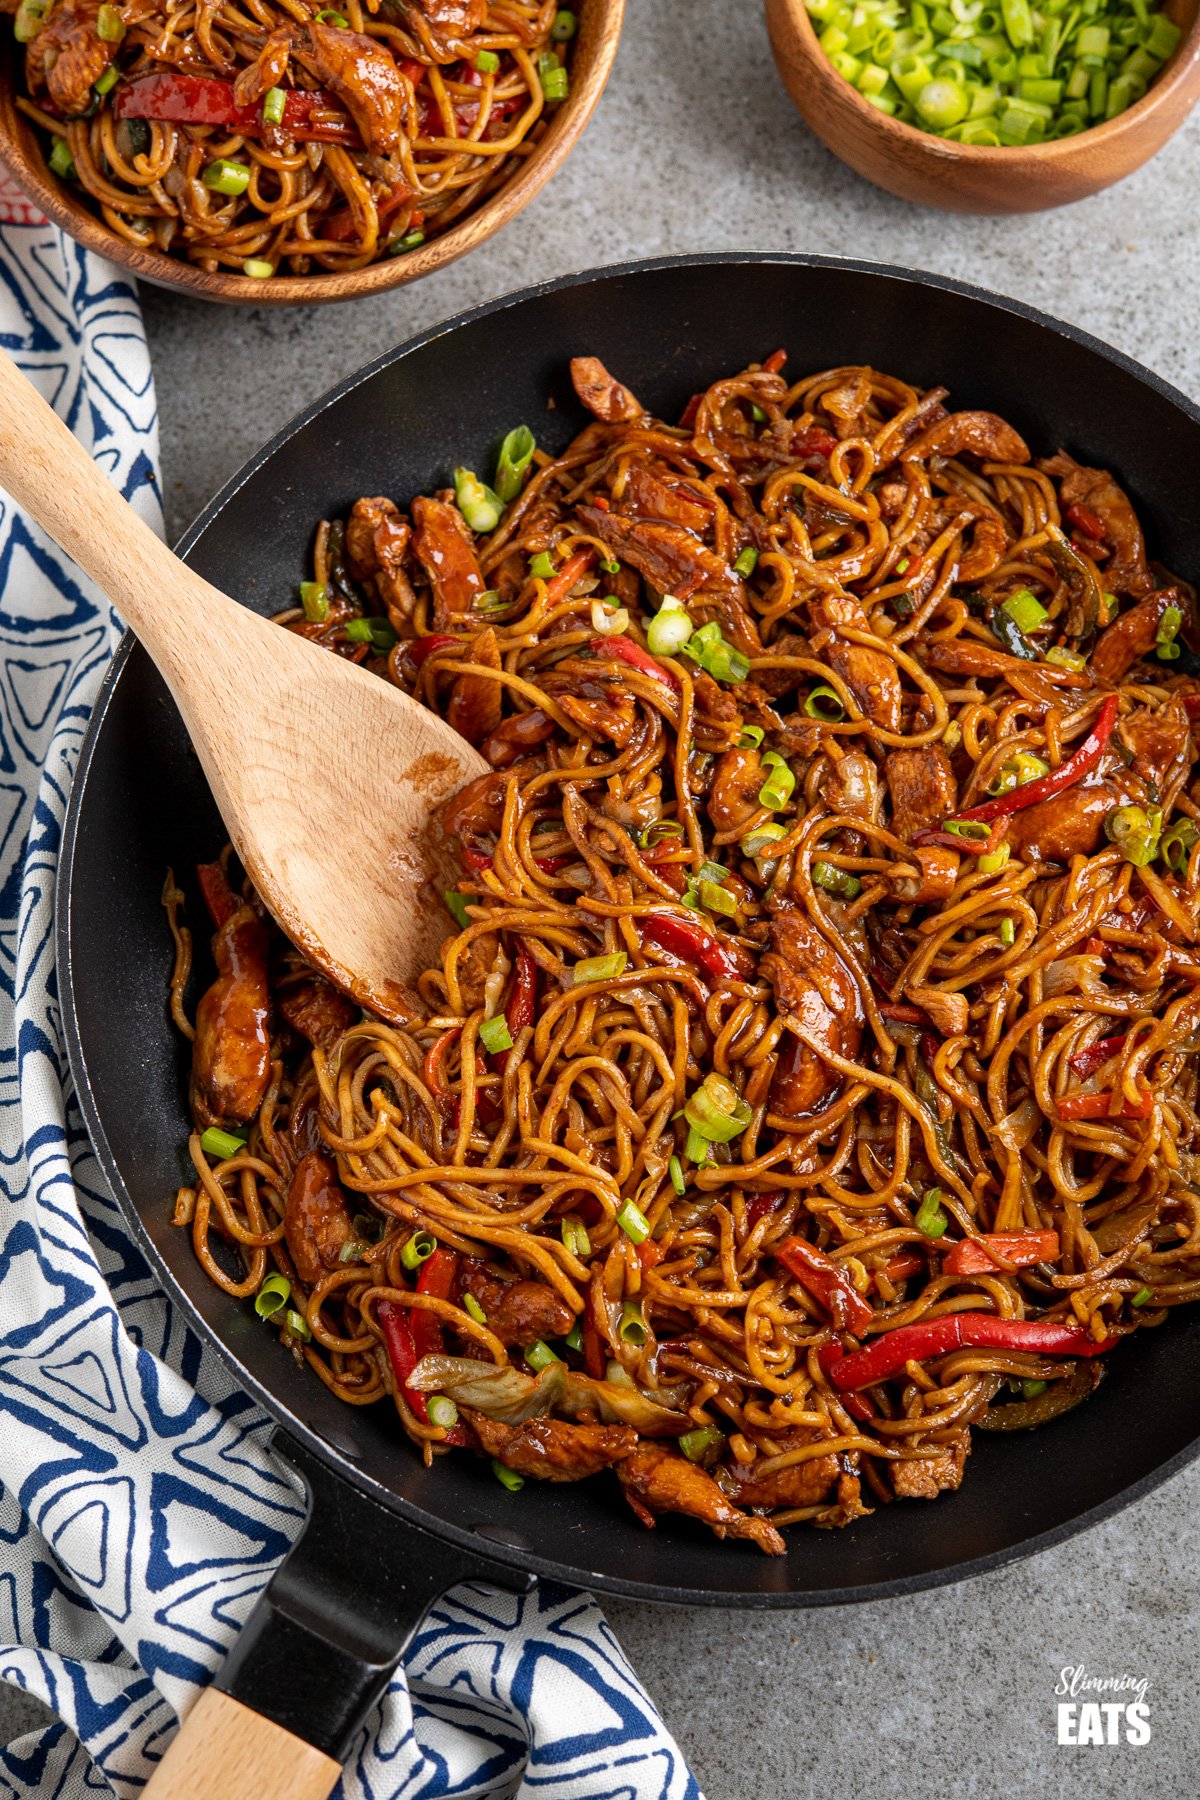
0, 0, 623, 304
765, 0, 1200, 211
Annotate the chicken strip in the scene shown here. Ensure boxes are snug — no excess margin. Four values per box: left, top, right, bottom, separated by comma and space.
618, 1445, 786, 1554
465, 1411, 636, 1482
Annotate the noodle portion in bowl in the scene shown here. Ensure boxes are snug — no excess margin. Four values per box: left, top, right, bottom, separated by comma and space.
12, 0, 573, 276
167, 350, 1200, 1553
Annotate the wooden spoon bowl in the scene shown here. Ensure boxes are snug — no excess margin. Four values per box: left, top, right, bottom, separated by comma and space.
0, 0, 623, 305
765, 0, 1200, 212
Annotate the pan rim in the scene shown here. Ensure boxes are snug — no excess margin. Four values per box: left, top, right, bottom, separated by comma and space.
57, 250, 1200, 1610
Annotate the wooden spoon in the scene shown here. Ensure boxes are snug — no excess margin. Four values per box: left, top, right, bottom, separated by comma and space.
0, 346, 488, 1016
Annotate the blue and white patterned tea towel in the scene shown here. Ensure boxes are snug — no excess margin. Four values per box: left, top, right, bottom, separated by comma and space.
0, 181, 701, 1800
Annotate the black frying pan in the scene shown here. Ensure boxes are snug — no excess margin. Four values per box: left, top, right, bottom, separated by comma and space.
57, 255, 1200, 1789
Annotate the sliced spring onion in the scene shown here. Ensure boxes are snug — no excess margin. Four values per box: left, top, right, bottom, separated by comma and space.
591, 597, 630, 634
1002, 588, 1048, 634
464, 1293, 487, 1325
738, 724, 764, 748
94, 66, 119, 96
684, 1125, 711, 1164
1131, 1284, 1153, 1307
494, 424, 535, 502
315, 8, 347, 19
203, 158, 251, 196
400, 1230, 437, 1270
734, 547, 760, 577
1045, 644, 1087, 671
427, 1395, 460, 1429
573, 952, 627, 984
804, 684, 845, 721
812, 859, 862, 899
1160, 817, 1200, 873
758, 750, 796, 811
254, 1272, 291, 1318
942, 817, 993, 841
679, 1425, 722, 1462
990, 749, 1050, 795
699, 879, 738, 917
13, 0, 48, 43
473, 590, 507, 615
1020, 1378, 1048, 1398
599, 555, 620, 575
999, 917, 1016, 946
475, 48, 500, 73
743, 822, 788, 860
977, 842, 1012, 874
647, 598, 693, 656
529, 550, 556, 579
390, 229, 426, 254
262, 85, 286, 125
284, 1307, 312, 1342
552, 6, 577, 38
683, 620, 750, 683
537, 48, 569, 99
97, 3, 124, 39
684, 1071, 753, 1145
564, 1323, 584, 1352
668, 1154, 686, 1196
525, 1339, 563, 1371
479, 1015, 514, 1054
444, 889, 472, 929
698, 859, 729, 882
1104, 803, 1163, 868
338, 1239, 365, 1264
561, 1215, 591, 1258
616, 1197, 651, 1244
915, 1188, 948, 1238
299, 580, 328, 621
453, 467, 503, 533
492, 1459, 524, 1491
1156, 604, 1183, 657
618, 1301, 647, 1346
200, 1126, 246, 1160
242, 260, 274, 279
345, 616, 397, 653
48, 138, 76, 178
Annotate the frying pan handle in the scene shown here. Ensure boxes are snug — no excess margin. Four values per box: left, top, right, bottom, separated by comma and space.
142, 1431, 534, 1800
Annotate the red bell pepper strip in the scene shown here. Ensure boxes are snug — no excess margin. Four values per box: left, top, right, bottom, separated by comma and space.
1056, 1089, 1152, 1120
582, 1304, 606, 1379
640, 911, 746, 983
745, 1193, 781, 1230
878, 1000, 929, 1025
587, 634, 681, 694
817, 1344, 874, 1421
196, 860, 240, 929
1066, 501, 1105, 542
943, 1230, 1060, 1277
679, 393, 704, 430
543, 547, 596, 606
1182, 692, 1200, 725
792, 424, 838, 461
407, 633, 460, 668
828, 1314, 1116, 1391
878, 1251, 925, 1285
506, 943, 538, 1035
423, 1026, 461, 1127
775, 1237, 874, 1334
913, 824, 1004, 856
413, 1247, 457, 1355
1067, 1032, 1130, 1079
637, 1240, 664, 1270
954, 695, 1119, 826
114, 72, 360, 145
461, 842, 570, 877
763, 348, 789, 375
375, 1297, 467, 1444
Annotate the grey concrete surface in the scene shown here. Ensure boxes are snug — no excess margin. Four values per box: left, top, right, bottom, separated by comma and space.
7, 0, 1200, 1791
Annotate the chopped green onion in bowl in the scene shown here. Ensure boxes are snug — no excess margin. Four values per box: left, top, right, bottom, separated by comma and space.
803, 0, 1182, 140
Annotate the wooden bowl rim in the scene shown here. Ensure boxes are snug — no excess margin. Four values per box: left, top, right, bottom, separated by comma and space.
0, 0, 624, 306
767, 0, 1200, 163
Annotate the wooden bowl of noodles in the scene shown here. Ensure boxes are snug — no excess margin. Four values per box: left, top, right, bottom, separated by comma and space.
0, 0, 624, 304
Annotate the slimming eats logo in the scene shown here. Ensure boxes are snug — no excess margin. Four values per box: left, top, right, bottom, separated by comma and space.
1055, 1666, 1151, 1745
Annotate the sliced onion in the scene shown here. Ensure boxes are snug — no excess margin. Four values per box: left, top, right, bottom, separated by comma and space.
992, 1095, 1041, 1153
1042, 954, 1107, 999
406, 1355, 563, 1422
560, 1371, 687, 1436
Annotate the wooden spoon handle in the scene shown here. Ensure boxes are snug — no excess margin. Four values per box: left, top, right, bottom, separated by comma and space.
141, 1689, 342, 1800
0, 344, 229, 662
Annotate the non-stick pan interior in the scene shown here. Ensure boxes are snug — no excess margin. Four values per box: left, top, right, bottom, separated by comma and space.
60, 256, 1200, 1607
